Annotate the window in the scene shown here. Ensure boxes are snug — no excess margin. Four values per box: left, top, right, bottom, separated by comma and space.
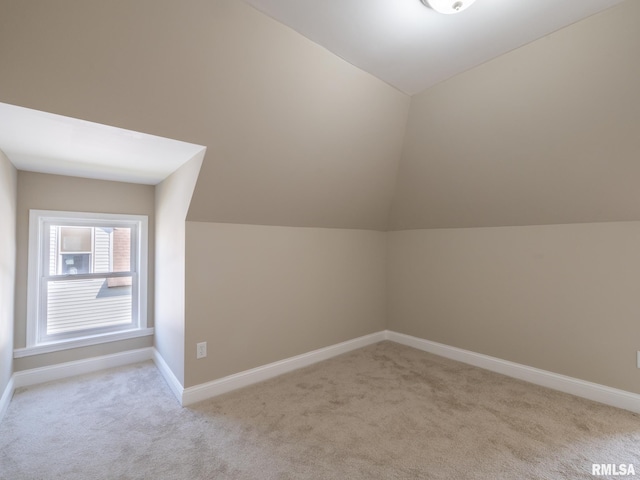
20, 210, 151, 356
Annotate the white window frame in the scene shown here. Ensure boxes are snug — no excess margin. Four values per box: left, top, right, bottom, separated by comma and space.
16, 210, 151, 358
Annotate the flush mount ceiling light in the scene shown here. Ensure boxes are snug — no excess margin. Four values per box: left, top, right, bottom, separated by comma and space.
421, 0, 477, 14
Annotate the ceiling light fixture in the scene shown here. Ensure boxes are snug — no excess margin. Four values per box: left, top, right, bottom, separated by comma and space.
421, 0, 477, 14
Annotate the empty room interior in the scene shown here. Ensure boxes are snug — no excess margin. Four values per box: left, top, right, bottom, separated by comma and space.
1, 0, 640, 478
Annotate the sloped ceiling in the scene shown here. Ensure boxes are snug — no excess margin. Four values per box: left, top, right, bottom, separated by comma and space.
0, 0, 408, 230
0, 0, 637, 230
0, 103, 205, 185
244, 0, 625, 95
389, 0, 640, 229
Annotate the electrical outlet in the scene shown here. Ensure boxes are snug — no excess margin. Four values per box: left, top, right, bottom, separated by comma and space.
637, 351, 640, 369
197, 342, 207, 359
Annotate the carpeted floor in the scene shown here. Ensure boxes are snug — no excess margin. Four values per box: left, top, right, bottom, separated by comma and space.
1, 341, 639, 479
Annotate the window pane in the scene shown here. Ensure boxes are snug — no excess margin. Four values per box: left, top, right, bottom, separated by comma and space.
92, 227, 110, 273
48, 227, 58, 276
46, 277, 132, 335
112, 227, 131, 273
48, 225, 132, 275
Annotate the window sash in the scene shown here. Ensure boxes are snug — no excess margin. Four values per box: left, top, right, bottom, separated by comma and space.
39, 274, 139, 343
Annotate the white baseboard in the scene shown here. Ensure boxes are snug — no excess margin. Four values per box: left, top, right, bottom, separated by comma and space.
12, 347, 153, 389
386, 330, 640, 414
182, 331, 386, 406
152, 348, 184, 403
0, 375, 16, 424
4, 331, 638, 418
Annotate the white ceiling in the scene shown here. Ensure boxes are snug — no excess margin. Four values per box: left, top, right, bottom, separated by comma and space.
0, 103, 205, 185
244, 0, 626, 95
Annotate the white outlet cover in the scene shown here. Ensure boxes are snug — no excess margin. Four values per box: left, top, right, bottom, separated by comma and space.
197, 342, 207, 359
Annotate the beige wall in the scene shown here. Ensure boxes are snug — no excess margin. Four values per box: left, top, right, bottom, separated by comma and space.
184, 223, 386, 387
389, 0, 640, 230
0, 150, 17, 396
0, 0, 409, 231
388, 223, 640, 394
2, 0, 639, 402
14, 171, 155, 371
383, 0, 640, 396
155, 153, 204, 385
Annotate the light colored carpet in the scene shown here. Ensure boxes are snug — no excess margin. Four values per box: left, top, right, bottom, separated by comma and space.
1, 341, 639, 479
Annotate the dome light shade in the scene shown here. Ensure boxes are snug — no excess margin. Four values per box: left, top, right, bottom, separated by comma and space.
421, 0, 477, 14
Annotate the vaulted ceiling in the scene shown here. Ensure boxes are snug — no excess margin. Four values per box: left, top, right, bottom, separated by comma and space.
0, 0, 638, 230
244, 0, 625, 94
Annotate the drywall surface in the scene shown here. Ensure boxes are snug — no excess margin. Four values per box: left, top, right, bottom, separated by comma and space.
14, 171, 155, 371
155, 153, 204, 386
0, 0, 409, 231
0, 150, 17, 397
389, 0, 640, 229
184, 222, 387, 387
388, 223, 640, 394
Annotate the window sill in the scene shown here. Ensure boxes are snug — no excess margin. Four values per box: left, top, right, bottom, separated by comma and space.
13, 328, 154, 358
